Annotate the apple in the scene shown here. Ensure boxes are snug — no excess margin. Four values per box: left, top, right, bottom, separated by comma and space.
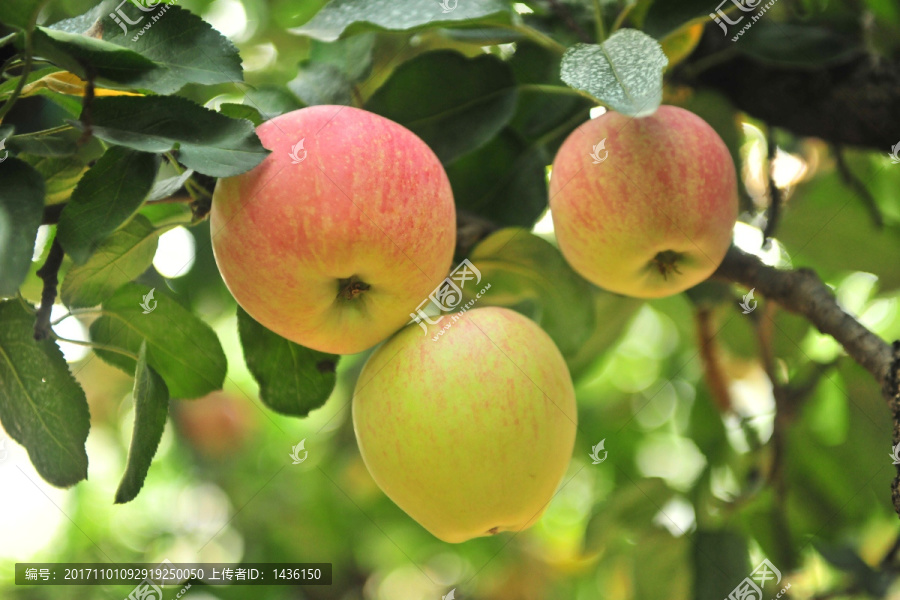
210, 105, 456, 354
549, 105, 738, 298
352, 306, 577, 543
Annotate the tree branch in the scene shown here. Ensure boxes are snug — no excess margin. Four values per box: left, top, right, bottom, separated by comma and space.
33, 237, 65, 341
713, 245, 893, 383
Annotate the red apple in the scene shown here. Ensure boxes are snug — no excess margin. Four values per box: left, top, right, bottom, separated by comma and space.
549, 106, 738, 298
210, 106, 456, 354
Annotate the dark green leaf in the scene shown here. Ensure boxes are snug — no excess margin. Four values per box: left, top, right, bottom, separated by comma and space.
56, 147, 159, 264
237, 308, 338, 417
366, 50, 517, 162
0, 299, 90, 487
0, 158, 45, 297
466, 229, 595, 363
29, 26, 160, 90
115, 341, 169, 504
446, 129, 548, 228
291, 0, 511, 42
78, 96, 269, 177
6, 126, 83, 156
561, 30, 668, 117
60, 215, 162, 308
101, 5, 243, 94
509, 42, 589, 144
738, 24, 861, 67
643, 0, 715, 39
89, 284, 227, 399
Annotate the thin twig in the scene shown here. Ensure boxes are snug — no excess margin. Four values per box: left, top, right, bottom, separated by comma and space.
696, 306, 732, 412
33, 238, 65, 341
763, 126, 782, 243
833, 144, 883, 229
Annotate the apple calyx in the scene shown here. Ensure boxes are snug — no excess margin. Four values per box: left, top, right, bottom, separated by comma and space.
651, 250, 684, 280
337, 276, 371, 300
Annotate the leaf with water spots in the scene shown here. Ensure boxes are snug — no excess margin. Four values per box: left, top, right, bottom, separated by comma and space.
561, 29, 668, 117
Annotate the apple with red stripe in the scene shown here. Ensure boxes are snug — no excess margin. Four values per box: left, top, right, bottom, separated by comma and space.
549, 105, 738, 298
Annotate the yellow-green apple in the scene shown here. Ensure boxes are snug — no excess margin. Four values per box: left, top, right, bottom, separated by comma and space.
352, 306, 577, 543
210, 105, 456, 354
549, 105, 738, 298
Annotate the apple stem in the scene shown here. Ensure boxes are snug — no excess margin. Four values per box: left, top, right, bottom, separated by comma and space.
651, 250, 683, 280
337, 276, 370, 300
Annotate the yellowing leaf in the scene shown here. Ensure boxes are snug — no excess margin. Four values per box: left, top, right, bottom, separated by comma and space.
660, 23, 704, 69
21, 71, 143, 98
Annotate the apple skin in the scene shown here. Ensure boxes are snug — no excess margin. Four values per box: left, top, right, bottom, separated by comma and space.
549, 105, 738, 298
352, 306, 577, 543
210, 105, 456, 355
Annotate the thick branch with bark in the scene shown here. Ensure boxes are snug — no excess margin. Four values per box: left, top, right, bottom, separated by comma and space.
714, 245, 893, 383
714, 246, 900, 515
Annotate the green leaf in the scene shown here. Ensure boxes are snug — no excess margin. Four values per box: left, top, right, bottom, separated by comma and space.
89, 284, 227, 399
446, 129, 548, 228
19, 154, 88, 205
466, 229, 595, 363
115, 341, 169, 504
0, 158, 45, 297
642, 0, 715, 39
692, 530, 751, 600
78, 96, 269, 177
56, 147, 159, 264
29, 27, 160, 90
509, 41, 589, 144
237, 308, 338, 417
60, 215, 162, 308
0, 0, 48, 31
291, 0, 511, 42
366, 50, 517, 162
561, 29, 669, 117
242, 85, 304, 121
218, 104, 263, 127
737, 24, 861, 67
6, 126, 84, 157
288, 35, 375, 106
146, 169, 194, 202
101, 5, 243, 94
0, 300, 90, 487
778, 163, 900, 290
